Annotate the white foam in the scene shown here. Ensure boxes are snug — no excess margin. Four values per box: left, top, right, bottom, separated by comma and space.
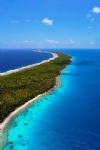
0, 51, 58, 76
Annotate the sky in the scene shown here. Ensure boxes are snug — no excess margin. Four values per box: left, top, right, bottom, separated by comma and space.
0, 0, 100, 49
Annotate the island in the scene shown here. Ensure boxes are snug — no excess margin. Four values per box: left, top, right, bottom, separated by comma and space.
0, 52, 71, 127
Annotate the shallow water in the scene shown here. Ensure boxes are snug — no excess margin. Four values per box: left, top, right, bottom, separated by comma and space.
3, 49, 100, 150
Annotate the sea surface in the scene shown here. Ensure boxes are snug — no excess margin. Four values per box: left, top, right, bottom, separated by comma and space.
2, 49, 100, 150
0, 49, 53, 73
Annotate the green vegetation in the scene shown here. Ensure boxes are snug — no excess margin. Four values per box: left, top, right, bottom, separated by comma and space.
0, 53, 71, 123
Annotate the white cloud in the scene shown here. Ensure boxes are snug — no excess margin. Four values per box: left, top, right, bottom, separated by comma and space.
25, 40, 29, 43
87, 13, 91, 18
69, 39, 75, 44
46, 39, 59, 44
93, 6, 100, 14
42, 18, 53, 25
25, 40, 33, 43
10, 20, 20, 23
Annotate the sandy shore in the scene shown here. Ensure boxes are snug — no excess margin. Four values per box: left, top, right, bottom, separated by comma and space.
0, 94, 44, 131
0, 94, 46, 150
0, 51, 58, 76
0, 78, 59, 132
0, 77, 59, 149
0, 52, 58, 132
0, 52, 71, 149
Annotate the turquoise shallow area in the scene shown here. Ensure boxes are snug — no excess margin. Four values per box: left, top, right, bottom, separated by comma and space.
3, 49, 100, 150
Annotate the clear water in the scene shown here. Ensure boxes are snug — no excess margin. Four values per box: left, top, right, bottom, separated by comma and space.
3, 49, 100, 150
0, 49, 53, 73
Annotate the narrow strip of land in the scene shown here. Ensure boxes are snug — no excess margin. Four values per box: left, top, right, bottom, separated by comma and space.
0, 52, 71, 130
0, 52, 58, 76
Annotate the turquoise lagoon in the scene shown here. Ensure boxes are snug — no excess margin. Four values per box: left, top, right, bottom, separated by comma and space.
2, 49, 100, 150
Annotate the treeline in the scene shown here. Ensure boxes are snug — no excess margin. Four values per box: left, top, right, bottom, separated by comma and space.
0, 52, 71, 123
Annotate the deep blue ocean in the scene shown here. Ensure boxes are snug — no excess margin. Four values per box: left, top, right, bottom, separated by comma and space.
0, 49, 53, 73
1, 49, 100, 150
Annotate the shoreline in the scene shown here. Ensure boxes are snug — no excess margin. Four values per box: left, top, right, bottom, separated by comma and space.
0, 77, 59, 131
0, 51, 58, 76
0, 77, 59, 149
0, 52, 59, 131
0, 52, 71, 149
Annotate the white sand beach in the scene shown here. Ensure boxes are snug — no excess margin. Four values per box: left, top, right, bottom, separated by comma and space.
0, 52, 58, 131
0, 78, 59, 132
0, 51, 58, 76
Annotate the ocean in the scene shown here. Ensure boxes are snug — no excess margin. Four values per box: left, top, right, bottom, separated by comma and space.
1, 49, 100, 150
0, 49, 53, 73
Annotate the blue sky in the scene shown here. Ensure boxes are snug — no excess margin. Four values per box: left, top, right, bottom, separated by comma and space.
0, 0, 100, 49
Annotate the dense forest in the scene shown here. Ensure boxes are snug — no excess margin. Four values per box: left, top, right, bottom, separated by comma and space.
0, 52, 71, 123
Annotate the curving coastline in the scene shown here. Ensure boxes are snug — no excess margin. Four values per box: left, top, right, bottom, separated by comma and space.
0, 52, 58, 131
0, 52, 71, 149
0, 94, 42, 131
0, 52, 59, 149
0, 77, 59, 150
0, 77, 59, 131
0, 51, 58, 76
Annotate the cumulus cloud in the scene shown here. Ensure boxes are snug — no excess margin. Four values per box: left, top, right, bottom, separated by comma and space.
42, 18, 53, 25
46, 39, 59, 44
93, 6, 100, 14
70, 39, 75, 44
25, 40, 33, 43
